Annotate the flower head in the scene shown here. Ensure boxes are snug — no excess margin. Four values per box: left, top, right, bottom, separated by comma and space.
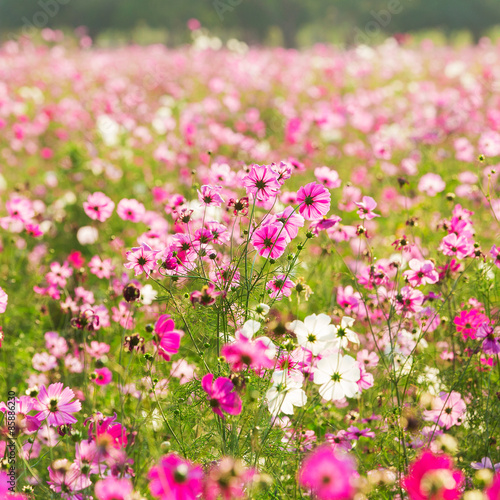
83, 192, 115, 222
34, 383, 81, 426
296, 182, 331, 220
202, 373, 242, 419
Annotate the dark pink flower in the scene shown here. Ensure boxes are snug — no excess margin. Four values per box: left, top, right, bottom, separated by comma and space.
221, 335, 274, 372
148, 454, 203, 500
34, 383, 81, 426
476, 324, 500, 354
83, 192, 115, 222
299, 445, 357, 500
251, 222, 287, 259
94, 367, 113, 386
401, 451, 464, 500
454, 309, 489, 340
486, 471, 500, 500
155, 314, 183, 361
201, 373, 242, 419
296, 182, 331, 220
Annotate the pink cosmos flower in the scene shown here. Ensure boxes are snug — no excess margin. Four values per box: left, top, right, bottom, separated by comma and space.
314, 166, 341, 189
454, 309, 489, 340
34, 382, 81, 426
48, 460, 91, 499
117, 198, 146, 222
85, 413, 128, 451
148, 454, 203, 500
266, 275, 295, 300
46, 261, 73, 288
354, 196, 380, 220
94, 367, 113, 386
251, 222, 287, 259
404, 259, 439, 287
45, 331, 68, 358
0, 471, 27, 499
198, 185, 225, 207
274, 206, 305, 241
299, 446, 357, 500
221, 335, 274, 372
83, 192, 115, 222
0, 396, 41, 434
423, 391, 466, 429
393, 286, 424, 317
401, 451, 464, 500
155, 314, 183, 361
89, 255, 115, 279
201, 373, 242, 419
476, 324, 500, 354
0, 287, 7, 313
25, 223, 43, 237
296, 182, 331, 220
95, 477, 133, 500
124, 243, 159, 277
242, 164, 280, 201
490, 245, 500, 268
440, 233, 473, 259
418, 173, 446, 196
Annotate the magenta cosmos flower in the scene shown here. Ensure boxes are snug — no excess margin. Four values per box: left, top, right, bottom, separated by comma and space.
83, 192, 115, 222
154, 314, 183, 361
34, 382, 82, 426
401, 450, 464, 500
124, 243, 159, 277
486, 471, 500, 500
423, 391, 466, 429
242, 164, 281, 201
251, 222, 287, 259
148, 453, 203, 500
354, 196, 380, 220
221, 335, 274, 372
201, 373, 242, 419
94, 367, 113, 386
454, 309, 489, 340
476, 324, 500, 354
299, 446, 357, 500
296, 182, 331, 220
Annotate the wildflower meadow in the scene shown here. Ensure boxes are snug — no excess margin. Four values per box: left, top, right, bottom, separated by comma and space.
0, 30, 500, 500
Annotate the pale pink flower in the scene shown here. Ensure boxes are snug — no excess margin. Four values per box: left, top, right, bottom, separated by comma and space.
34, 382, 82, 426
242, 164, 280, 201
404, 259, 439, 287
198, 185, 225, 207
124, 242, 159, 277
354, 196, 380, 220
83, 192, 115, 222
0, 287, 7, 313
117, 198, 146, 222
440, 233, 473, 259
89, 255, 115, 279
423, 391, 466, 429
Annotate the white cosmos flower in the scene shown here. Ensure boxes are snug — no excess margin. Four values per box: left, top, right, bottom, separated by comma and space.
288, 313, 338, 356
313, 354, 360, 401
140, 284, 158, 305
333, 316, 360, 347
266, 370, 307, 416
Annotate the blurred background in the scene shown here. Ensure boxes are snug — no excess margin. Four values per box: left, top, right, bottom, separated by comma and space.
1, 0, 500, 47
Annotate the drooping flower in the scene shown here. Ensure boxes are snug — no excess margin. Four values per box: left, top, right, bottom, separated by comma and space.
313, 354, 361, 401
148, 454, 203, 500
154, 315, 183, 361
124, 243, 159, 277
296, 182, 331, 220
201, 373, 242, 419
401, 450, 464, 500
251, 222, 287, 259
83, 192, 115, 222
299, 446, 357, 500
34, 383, 82, 426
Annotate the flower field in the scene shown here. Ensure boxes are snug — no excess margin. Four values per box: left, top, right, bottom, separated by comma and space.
0, 33, 500, 499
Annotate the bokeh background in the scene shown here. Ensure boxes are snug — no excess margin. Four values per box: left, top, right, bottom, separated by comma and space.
1, 0, 500, 47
